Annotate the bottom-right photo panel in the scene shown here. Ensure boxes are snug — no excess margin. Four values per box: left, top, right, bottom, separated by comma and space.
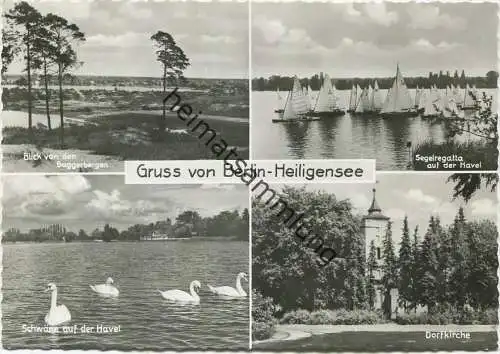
251, 173, 498, 352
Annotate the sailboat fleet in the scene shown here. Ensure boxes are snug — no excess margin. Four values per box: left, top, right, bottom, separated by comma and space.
273, 64, 481, 122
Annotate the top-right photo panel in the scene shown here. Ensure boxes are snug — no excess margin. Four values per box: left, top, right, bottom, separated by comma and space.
251, 2, 498, 171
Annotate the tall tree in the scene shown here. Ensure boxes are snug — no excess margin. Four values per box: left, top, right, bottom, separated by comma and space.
32, 18, 57, 130
381, 221, 398, 314
366, 240, 377, 309
416, 217, 439, 312
410, 226, 419, 311
398, 216, 412, 311
43, 13, 85, 146
5, 1, 42, 138
150, 31, 190, 134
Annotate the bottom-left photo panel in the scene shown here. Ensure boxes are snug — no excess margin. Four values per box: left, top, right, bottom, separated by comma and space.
1, 175, 250, 351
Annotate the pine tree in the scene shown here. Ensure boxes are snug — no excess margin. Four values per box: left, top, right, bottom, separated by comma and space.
382, 222, 398, 312
398, 216, 412, 312
410, 226, 420, 312
449, 208, 469, 308
434, 216, 451, 304
416, 217, 439, 312
366, 240, 377, 309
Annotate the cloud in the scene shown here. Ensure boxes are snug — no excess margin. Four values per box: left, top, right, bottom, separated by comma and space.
363, 3, 399, 27
201, 35, 240, 44
408, 5, 466, 30
85, 32, 150, 48
253, 16, 287, 44
404, 189, 437, 205
470, 198, 497, 217
85, 190, 170, 219
3, 175, 90, 201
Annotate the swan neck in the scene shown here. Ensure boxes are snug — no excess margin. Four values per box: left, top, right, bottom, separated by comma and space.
50, 289, 57, 310
190, 283, 200, 301
236, 275, 245, 295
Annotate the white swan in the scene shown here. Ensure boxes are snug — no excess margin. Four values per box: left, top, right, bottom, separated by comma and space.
90, 277, 119, 297
157, 280, 201, 304
208, 272, 248, 298
44, 283, 71, 326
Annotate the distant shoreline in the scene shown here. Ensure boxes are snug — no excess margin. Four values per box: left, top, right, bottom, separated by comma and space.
2, 237, 247, 244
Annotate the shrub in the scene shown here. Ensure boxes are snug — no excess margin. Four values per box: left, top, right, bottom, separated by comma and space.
280, 309, 386, 325
252, 290, 278, 341
252, 321, 277, 341
395, 307, 498, 325
280, 309, 312, 324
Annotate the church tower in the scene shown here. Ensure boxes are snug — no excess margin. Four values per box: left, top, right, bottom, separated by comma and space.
362, 187, 390, 309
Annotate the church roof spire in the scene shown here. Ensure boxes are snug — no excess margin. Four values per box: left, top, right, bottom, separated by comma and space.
364, 186, 390, 220
368, 188, 382, 214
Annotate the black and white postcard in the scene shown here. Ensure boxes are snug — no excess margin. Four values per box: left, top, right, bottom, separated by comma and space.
2, 176, 249, 350
252, 173, 497, 351
2, 0, 249, 172
251, 2, 498, 171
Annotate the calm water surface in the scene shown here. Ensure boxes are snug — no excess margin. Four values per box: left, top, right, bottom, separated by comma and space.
252, 89, 496, 170
2, 241, 249, 350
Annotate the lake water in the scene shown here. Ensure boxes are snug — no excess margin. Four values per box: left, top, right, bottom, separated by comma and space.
252, 89, 496, 170
2, 241, 249, 350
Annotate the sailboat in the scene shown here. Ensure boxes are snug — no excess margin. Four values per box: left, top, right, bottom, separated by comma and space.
353, 85, 374, 115
461, 83, 476, 111
311, 74, 345, 117
347, 84, 357, 113
274, 88, 284, 113
421, 88, 440, 119
273, 76, 320, 122
417, 89, 427, 113
380, 64, 418, 118
307, 85, 314, 112
372, 81, 383, 112
414, 86, 421, 110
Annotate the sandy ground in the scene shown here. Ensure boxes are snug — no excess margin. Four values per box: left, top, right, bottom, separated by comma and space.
82, 110, 249, 124
2, 144, 124, 173
254, 324, 498, 345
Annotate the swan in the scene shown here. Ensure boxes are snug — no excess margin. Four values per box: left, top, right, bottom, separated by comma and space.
207, 272, 248, 298
157, 280, 201, 304
44, 283, 71, 326
90, 277, 119, 297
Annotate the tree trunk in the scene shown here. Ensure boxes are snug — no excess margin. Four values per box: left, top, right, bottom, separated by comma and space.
26, 27, 33, 140
58, 64, 64, 147
43, 56, 51, 130
161, 62, 167, 133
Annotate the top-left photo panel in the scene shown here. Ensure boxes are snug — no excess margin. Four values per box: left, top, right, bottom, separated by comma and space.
2, 0, 250, 173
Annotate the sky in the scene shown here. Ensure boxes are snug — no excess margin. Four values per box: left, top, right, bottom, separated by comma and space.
4, 0, 249, 78
2, 175, 248, 232
274, 173, 497, 250
252, 2, 498, 78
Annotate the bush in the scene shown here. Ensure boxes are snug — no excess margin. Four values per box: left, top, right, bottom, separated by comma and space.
395, 307, 498, 325
280, 309, 386, 325
252, 290, 278, 341
252, 321, 277, 341
280, 309, 312, 324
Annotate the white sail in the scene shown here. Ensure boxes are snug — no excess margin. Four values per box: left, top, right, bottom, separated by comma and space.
302, 86, 311, 111
414, 86, 421, 107
282, 76, 309, 120
418, 90, 427, 111
307, 85, 314, 110
355, 84, 362, 110
276, 88, 284, 111
463, 83, 474, 107
381, 64, 414, 113
348, 84, 356, 111
314, 74, 338, 112
423, 89, 439, 116
372, 81, 383, 111
355, 88, 369, 113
